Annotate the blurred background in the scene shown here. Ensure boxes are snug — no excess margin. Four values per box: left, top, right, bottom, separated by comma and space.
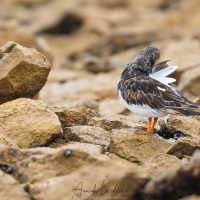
1, 0, 200, 115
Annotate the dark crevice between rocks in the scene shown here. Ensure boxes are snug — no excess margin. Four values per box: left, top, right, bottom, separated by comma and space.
157, 127, 186, 140
38, 13, 84, 35
44, 134, 68, 148
0, 164, 15, 174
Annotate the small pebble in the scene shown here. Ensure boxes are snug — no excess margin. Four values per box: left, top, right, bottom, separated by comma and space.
103, 145, 110, 152
173, 132, 185, 140
63, 149, 73, 157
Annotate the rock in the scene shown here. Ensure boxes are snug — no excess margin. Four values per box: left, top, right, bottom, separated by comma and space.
180, 195, 200, 200
40, 71, 120, 107
0, 98, 62, 148
160, 39, 200, 75
166, 137, 200, 156
165, 115, 200, 138
53, 106, 146, 131
99, 0, 128, 8
110, 129, 173, 162
13, 143, 109, 183
87, 114, 147, 131
0, 142, 105, 165
47, 68, 90, 83
64, 125, 111, 146
52, 107, 98, 128
0, 137, 19, 148
144, 151, 200, 200
142, 154, 181, 180
29, 160, 145, 200
0, 170, 30, 200
98, 98, 127, 115
178, 66, 200, 96
75, 55, 115, 73
0, 41, 51, 104
87, 115, 130, 131
109, 27, 162, 53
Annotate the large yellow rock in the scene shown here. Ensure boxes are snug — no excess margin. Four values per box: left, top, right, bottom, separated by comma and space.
0, 41, 51, 104
0, 98, 62, 148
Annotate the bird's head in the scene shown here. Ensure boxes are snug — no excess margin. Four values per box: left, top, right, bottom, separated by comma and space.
128, 46, 160, 75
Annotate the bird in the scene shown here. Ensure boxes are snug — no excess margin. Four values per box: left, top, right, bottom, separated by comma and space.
118, 46, 200, 134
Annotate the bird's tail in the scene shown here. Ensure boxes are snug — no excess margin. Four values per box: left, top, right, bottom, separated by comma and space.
175, 108, 200, 116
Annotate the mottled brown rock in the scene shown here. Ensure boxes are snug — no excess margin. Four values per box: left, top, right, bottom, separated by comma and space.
0, 98, 62, 148
110, 129, 173, 162
0, 41, 51, 104
87, 114, 147, 131
178, 66, 200, 96
0, 170, 30, 200
88, 116, 130, 131
98, 98, 127, 115
40, 71, 120, 107
166, 137, 200, 156
29, 160, 145, 200
64, 125, 111, 146
76, 55, 115, 73
144, 151, 200, 200
165, 115, 200, 138
14, 143, 108, 183
143, 154, 181, 180
53, 106, 98, 128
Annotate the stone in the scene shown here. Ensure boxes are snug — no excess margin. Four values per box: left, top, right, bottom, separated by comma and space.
110, 129, 173, 162
0, 170, 30, 200
144, 151, 200, 200
0, 98, 62, 148
142, 154, 181, 180
13, 142, 109, 183
165, 115, 200, 138
160, 39, 200, 75
75, 55, 115, 73
166, 137, 200, 156
98, 98, 127, 115
88, 116, 130, 131
64, 125, 111, 146
52, 106, 98, 128
0, 41, 51, 104
178, 66, 200, 96
40, 71, 120, 107
109, 27, 162, 53
29, 160, 145, 200
87, 114, 147, 131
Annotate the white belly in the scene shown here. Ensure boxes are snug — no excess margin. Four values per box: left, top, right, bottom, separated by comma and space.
118, 90, 169, 118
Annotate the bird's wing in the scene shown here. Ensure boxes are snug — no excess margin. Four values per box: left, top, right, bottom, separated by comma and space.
119, 76, 199, 112
150, 60, 178, 86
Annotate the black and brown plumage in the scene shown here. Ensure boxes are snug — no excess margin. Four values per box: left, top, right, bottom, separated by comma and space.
118, 46, 200, 134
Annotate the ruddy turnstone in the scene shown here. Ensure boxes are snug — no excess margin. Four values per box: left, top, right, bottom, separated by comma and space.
118, 46, 200, 134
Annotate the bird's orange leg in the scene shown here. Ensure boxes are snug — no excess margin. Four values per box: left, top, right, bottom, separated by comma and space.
135, 118, 152, 134
150, 118, 158, 134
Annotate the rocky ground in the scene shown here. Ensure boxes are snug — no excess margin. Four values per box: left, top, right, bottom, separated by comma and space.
0, 0, 200, 200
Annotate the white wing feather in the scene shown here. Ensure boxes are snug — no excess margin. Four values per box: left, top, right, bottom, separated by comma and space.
149, 66, 178, 85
